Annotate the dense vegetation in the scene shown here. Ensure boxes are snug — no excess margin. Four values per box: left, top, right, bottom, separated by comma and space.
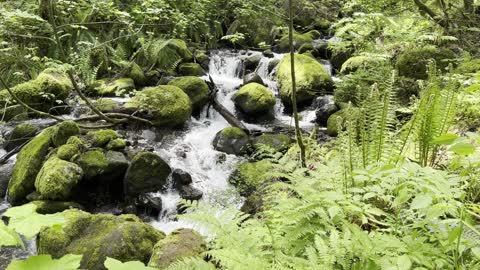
1, 0, 480, 269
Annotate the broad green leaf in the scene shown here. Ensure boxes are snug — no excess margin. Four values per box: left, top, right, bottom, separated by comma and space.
0, 222, 23, 248
410, 194, 433, 210
104, 257, 157, 270
392, 188, 412, 208
448, 227, 462, 245
6, 254, 82, 270
3, 204, 66, 239
396, 255, 412, 270
431, 134, 459, 145
448, 143, 475, 156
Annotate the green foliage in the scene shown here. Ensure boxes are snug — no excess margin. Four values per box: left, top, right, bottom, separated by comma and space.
0, 222, 23, 248
104, 257, 157, 270
6, 254, 83, 270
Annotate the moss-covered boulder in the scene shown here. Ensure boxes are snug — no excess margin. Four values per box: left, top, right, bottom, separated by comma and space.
124, 152, 172, 198
7, 128, 53, 205
125, 85, 192, 127
229, 160, 274, 196
253, 133, 291, 152
34, 156, 83, 200
0, 105, 28, 122
396, 46, 456, 80
244, 55, 262, 72
168, 76, 209, 110
178, 63, 205, 76
51, 121, 80, 147
340, 56, 387, 74
167, 39, 193, 62
129, 63, 147, 86
56, 144, 81, 161
148, 229, 206, 269
277, 30, 319, 53
455, 58, 480, 74
0, 69, 73, 113
277, 54, 334, 106
90, 78, 135, 97
38, 210, 164, 270
4, 123, 39, 151
106, 138, 127, 151
326, 108, 362, 137
233, 83, 275, 115
94, 99, 121, 112
212, 127, 250, 156
86, 129, 120, 147
31, 200, 84, 214
74, 149, 109, 180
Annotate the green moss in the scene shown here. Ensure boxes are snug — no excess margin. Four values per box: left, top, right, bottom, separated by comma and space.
326, 108, 361, 136
178, 63, 205, 76
31, 200, 84, 214
87, 129, 119, 147
455, 59, 480, 74
38, 210, 164, 270
94, 99, 120, 112
129, 63, 147, 86
395, 46, 455, 80
52, 121, 80, 147
168, 39, 193, 61
340, 56, 386, 74
194, 51, 209, 64
106, 138, 126, 151
230, 160, 274, 196
75, 149, 108, 180
277, 54, 334, 106
0, 69, 72, 112
299, 43, 314, 54
34, 156, 83, 200
0, 105, 28, 122
168, 76, 209, 110
221, 127, 248, 138
91, 78, 135, 97
253, 133, 291, 152
66, 136, 86, 146
57, 143, 81, 161
233, 83, 275, 114
277, 31, 315, 52
125, 85, 192, 127
148, 228, 206, 269
5, 123, 39, 151
8, 128, 53, 205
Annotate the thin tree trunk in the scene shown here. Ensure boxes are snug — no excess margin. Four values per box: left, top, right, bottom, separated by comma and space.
288, 0, 306, 167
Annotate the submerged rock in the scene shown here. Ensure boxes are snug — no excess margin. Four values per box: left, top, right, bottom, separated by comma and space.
212, 127, 250, 156
168, 76, 209, 110
35, 156, 83, 200
124, 152, 172, 198
179, 185, 203, 201
38, 210, 164, 270
148, 228, 206, 269
233, 83, 275, 115
125, 85, 192, 127
277, 54, 334, 107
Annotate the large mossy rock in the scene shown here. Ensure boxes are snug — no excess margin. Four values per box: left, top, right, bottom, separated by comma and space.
125, 85, 192, 127
233, 83, 275, 115
395, 46, 456, 80
51, 121, 80, 147
4, 123, 39, 151
124, 152, 172, 198
229, 160, 274, 196
212, 127, 250, 156
86, 129, 120, 147
253, 133, 291, 152
277, 54, 334, 106
35, 156, 83, 200
38, 210, 164, 270
178, 63, 205, 76
7, 128, 53, 205
90, 78, 135, 97
167, 76, 209, 110
277, 30, 320, 53
340, 56, 387, 74
167, 39, 193, 62
148, 228, 206, 269
75, 149, 109, 180
0, 69, 73, 113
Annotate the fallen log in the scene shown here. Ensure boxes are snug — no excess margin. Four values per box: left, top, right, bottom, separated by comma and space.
207, 75, 250, 134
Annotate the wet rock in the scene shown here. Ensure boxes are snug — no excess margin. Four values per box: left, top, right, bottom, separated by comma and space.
212, 127, 250, 156
31, 200, 84, 214
75, 149, 109, 180
0, 163, 14, 198
244, 55, 262, 72
229, 160, 274, 196
124, 152, 172, 198
268, 59, 280, 73
179, 185, 203, 201
233, 83, 275, 115
38, 210, 164, 270
168, 76, 209, 110
243, 73, 264, 85
86, 129, 120, 148
194, 51, 210, 70
4, 123, 39, 151
313, 96, 339, 126
148, 228, 207, 269
89, 78, 135, 97
172, 169, 193, 188
263, 49, 274, 58
277, 54, 334, 107
135, 193, 163, 216
178, 63, 206, 76
216, 153, 227, 164
253, 133, 291, 152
